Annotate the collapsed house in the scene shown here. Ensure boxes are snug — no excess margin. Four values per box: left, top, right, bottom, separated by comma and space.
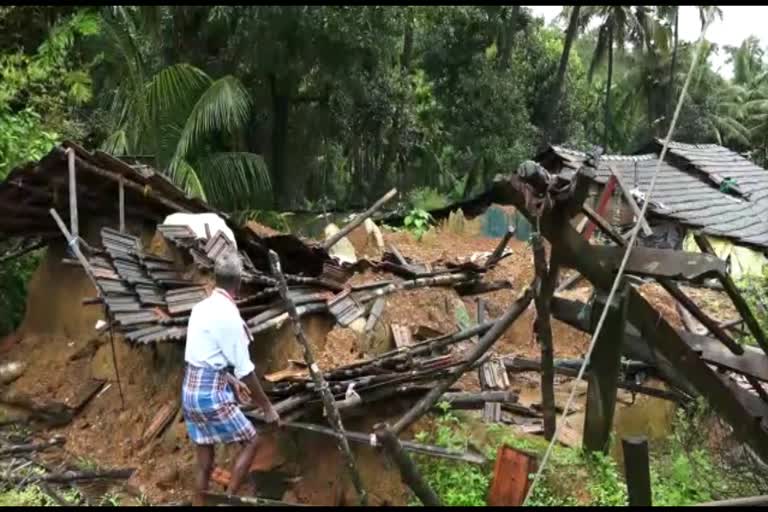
2, 139, 768, 505
536, 139, 768, 278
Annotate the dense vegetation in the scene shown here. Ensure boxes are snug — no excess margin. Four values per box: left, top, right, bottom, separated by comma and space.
3, 5, 768, 215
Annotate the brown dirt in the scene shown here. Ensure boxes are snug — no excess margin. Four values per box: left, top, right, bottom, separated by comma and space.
8, 220, 733, 505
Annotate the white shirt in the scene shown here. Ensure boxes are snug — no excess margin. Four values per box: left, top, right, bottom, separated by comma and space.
184, 288, 255, 379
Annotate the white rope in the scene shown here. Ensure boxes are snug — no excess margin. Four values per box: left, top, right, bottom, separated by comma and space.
523, 12, 715, 506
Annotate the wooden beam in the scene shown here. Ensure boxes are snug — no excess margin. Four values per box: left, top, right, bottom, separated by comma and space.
374, 423, 442, 506
583, 286, 628, 453
323, 188, 397, 250
532, 234, 557, 440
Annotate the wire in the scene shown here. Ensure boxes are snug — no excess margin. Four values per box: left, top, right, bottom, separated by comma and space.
522, 12, 715, 505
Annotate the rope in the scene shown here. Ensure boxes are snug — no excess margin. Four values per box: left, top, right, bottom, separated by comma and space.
523, 12, 715, 505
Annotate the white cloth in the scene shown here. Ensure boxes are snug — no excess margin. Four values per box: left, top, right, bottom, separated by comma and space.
184, 288, 254, 379
163, 213, 237, 248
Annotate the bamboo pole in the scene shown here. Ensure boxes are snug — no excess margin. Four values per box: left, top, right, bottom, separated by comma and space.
267, 250, 368, 505
323, 188, 397, 250
374, 423, 442, 506
118, 177, 125, 232
67, 148, 79, 242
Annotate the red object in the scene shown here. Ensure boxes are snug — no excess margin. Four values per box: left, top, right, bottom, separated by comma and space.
487, 444, 538, 506
582, 174, 617, 241
211, 467, 231, 487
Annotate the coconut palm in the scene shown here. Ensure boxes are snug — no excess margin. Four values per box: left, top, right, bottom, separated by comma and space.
579, 6, 648, 151
95, 7, 271, 211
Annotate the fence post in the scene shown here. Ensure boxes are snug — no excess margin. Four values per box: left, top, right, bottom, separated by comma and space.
622, 436, 652, 506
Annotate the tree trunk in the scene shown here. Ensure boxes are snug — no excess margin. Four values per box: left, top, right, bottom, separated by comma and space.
668, 7, 679, 133
544, 6, 581, 143
270, 75, 290, 209
462, 158, 481, 200
603, 25, 614, 151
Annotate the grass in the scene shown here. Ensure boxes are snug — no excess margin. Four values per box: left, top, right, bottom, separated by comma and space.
410, 398, 768, 507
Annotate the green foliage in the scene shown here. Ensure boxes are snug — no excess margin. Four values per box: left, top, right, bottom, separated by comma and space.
407, 187, 448, 212
403, 208, 432, 241
0, 9, 98, 177
0, 251, 42, 337
735, 271, 768, 347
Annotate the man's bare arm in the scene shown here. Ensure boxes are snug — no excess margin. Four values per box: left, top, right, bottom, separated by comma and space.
241, 372, 279, 422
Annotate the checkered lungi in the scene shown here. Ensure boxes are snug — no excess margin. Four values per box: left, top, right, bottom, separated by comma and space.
182, 364, 257, 445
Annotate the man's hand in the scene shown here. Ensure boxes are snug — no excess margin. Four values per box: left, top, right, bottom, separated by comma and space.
264, 404, 281, 427
232, 379, 252, 405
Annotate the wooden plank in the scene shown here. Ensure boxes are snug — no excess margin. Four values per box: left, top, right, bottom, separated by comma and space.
487, 444, 538, 506
141, 400, 179, 445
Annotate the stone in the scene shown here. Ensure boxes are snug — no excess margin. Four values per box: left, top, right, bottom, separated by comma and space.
323, 224, 357, 264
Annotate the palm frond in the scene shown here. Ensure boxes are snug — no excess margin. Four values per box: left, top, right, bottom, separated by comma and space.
101, 129, 130, 155
192, 152, 271, 209
145, 63, 212, 125
167, 158, 207, 201
173, 76, 252, 162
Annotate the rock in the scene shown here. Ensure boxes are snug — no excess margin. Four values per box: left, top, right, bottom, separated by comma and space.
347, 318, 366, 334
0, 361, 26, 384
155, 464, 179, 490
360, 321, 393, 357
323, 224, 357, 264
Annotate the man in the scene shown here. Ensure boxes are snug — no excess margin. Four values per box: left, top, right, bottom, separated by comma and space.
182, 251, 280, 505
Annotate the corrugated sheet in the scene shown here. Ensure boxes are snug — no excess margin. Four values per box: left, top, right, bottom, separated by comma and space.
543, 143, 768, 250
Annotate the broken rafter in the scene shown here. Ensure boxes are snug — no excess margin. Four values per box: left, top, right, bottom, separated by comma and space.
267, 250, 368, 506
323, 188, 397, 250
374, 423, 443, 507
280, 420, 486, 465
391, 287, 534, 436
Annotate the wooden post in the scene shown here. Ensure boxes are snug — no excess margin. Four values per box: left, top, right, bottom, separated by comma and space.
374, 423, 442, 506
267, 250, 368, 505
622, 437, 652, 506
583, 285, 628, 453
118, 177, 125, 233
67, 148, 79, 242
531, 234, 558, 440
391, 288, 534, 436
323, 188, 397, 250
49, 208, 125, 408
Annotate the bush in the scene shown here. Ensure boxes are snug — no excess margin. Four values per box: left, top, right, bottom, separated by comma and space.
0, 250, 43, 337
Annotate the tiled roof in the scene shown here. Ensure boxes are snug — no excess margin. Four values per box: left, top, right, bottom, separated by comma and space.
543, 142, 768, 250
